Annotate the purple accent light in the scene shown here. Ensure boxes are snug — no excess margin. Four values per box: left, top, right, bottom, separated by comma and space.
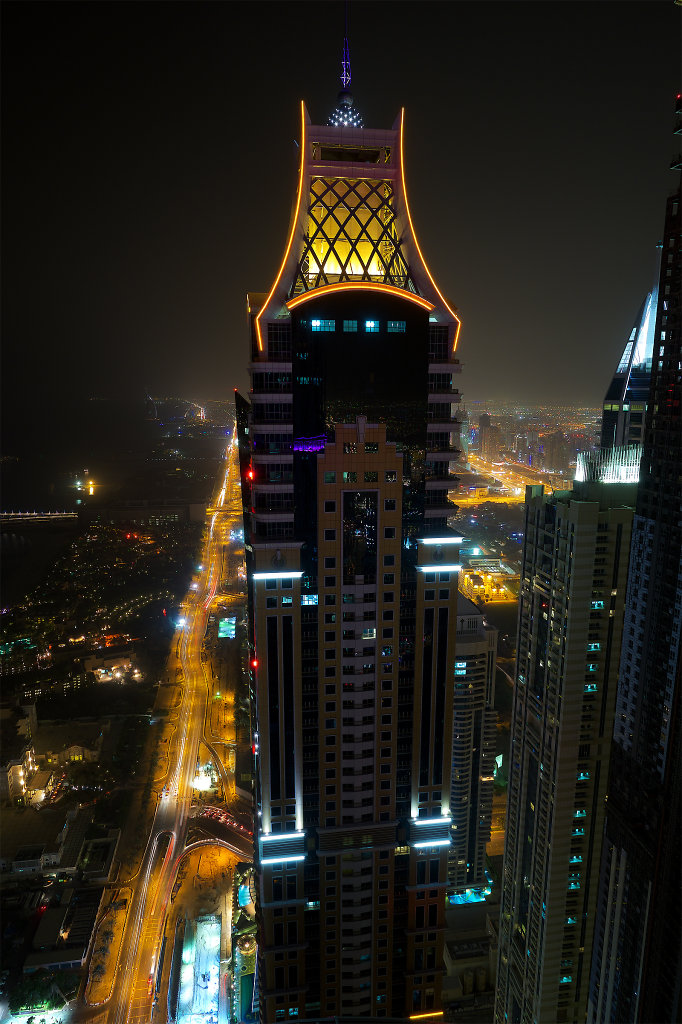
294, 436, 326, 453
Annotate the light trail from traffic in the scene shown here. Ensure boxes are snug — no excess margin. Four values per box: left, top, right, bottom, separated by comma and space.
104, 430, 247, 1023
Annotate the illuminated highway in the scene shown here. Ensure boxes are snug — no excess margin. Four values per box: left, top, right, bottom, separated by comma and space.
463, 453, 572, 499
103, 430, 249, 1023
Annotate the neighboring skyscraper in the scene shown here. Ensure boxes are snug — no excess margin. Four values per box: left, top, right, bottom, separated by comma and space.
237, 81, 466, 1018
588, 99, 681, 1024
449, 594, 498, 892
599, 248, 659, 450
495, 456, 637, 1024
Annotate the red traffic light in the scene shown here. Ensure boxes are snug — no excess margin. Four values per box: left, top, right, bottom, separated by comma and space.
251, 658, 259, 669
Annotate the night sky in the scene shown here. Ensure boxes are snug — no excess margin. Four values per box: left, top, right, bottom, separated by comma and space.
2, 1, 680, 425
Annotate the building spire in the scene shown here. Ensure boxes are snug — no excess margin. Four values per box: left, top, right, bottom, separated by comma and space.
328, 0, 363, 127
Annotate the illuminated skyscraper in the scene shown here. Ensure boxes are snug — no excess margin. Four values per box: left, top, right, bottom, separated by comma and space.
449, 595, 498, 893
494, 461, 637, 1024
588, 98, 681, 1024
599, 248, 660, 450
237, 85, 465, 1019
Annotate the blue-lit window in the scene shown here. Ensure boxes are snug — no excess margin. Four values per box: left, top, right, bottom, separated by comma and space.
387, 320, 406, 333
343, 471, 357, 483
577, 770, 590, 781
584, 683, 598, 693
559, 975, 573, 984
591, 600, 604, 610
311, 319, 335, 332
572, 827, 585, 837
568, 881, 580, 891
456, 661, 467, 669
281, 596, 293, 606
587, 642, 601, 652
570, 855, 582, 864
365, 320, 379, 333
455, 669, 466, 677
574, 808, 586, 818
565, 916, 577, 925
343, 319, 357, 332
301, 594, 318, 606
587, 662, 598, 672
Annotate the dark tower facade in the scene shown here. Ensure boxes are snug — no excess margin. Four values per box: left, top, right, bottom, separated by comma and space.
588, 96, 682, 1024
238, 98, 464, 1020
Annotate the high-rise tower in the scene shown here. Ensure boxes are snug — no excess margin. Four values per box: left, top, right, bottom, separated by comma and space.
599, 248, 660, 450
588, 95, 681, 1024
237, 85, 464, 1019
494, 462, 637, 1024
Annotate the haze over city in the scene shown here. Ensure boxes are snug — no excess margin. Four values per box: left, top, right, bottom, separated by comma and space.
2, 1, 679, 424
0, 3, 679, 1023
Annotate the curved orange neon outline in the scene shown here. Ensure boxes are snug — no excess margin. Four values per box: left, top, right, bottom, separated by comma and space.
399, 108, 462, 352
286, 281, 435, 312
255, 101, 307, 351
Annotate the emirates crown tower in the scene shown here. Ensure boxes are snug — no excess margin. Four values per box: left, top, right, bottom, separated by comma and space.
237, 71, 465, 1021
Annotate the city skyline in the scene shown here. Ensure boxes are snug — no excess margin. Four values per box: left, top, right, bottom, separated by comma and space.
2, 1, 679, 432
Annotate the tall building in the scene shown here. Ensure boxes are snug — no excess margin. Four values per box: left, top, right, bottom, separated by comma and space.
495, 457, 637, 1024
588, 99, 681, 1024
237, 80, 466, 1019
599, 248, 659, 450
449, 595, 498, 892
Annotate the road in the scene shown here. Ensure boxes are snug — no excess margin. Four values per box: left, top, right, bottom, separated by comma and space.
100, 431, 247, 1023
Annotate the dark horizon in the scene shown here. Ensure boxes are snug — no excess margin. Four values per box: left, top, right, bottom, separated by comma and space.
2, 1, 680, 428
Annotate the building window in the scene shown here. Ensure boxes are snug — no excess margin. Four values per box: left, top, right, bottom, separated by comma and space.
312, 319, 335, 332
365, 320, 379, 333
384, 499, 396, 511
387, 320, 406, 332
439, 589, 449, 600
324, 576, 336, 586
267, 597, 277, 608
383, 573, 394, 584
343, 319, 357, 332
324, 500, 336, 512
324, 471, 336, 484
364, 471, 379, 483
384, 527, 396, 539
385, 470, 397, 482
324, 529, 336, 541
365, 442, 378, 453
425, 590, 435, 601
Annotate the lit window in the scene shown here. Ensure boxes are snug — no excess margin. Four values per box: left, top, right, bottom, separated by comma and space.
387, 320, 406, 332
311, 319, 335, 332
365, 320, 379, 333
343, 320, 357, 332
343, 471, 357, 483
301, 594, 318, 606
